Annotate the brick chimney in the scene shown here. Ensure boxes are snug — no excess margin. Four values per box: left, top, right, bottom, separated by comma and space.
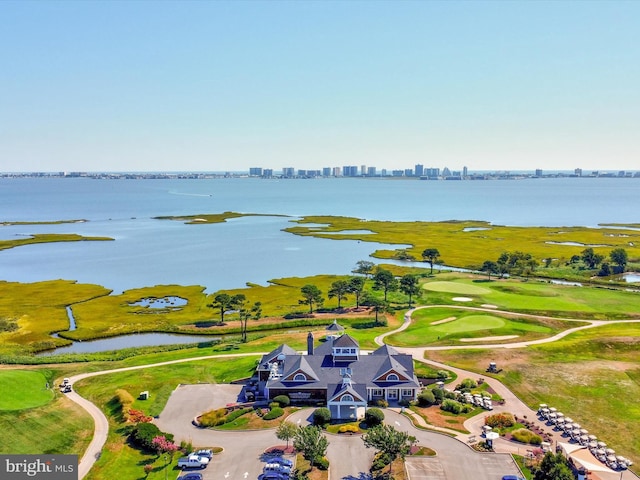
307, 331, 314, 355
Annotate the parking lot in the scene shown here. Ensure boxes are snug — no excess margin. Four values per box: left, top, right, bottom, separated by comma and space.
158, 385, 523, 480
406, 454, 518, 480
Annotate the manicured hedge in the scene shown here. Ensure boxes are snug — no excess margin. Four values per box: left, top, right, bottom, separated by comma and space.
263, 407, 284, 420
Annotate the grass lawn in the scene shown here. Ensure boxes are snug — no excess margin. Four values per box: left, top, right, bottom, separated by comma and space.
418, 276, 640, 318
424, 322, 640, 469
0, 395, 93, 454
386, 307, 570, 347
0, 370, 55, 410
212, 407, 300, 430
422, 281, 492, 295
76, 355, 258, 480
409, 404, 482, 433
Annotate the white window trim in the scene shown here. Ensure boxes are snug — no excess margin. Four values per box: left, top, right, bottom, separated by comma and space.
387, 390, 398, 399
341, 394, 354, 402
372, 389, 383, 397
401, 389, 413, 397
387, 373, 399, 381
293, 373, 307, 381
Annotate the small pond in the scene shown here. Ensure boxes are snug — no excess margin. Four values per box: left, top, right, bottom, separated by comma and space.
619, 272, 640, 283
37, 333, 221, 356
129, 296, 188, 308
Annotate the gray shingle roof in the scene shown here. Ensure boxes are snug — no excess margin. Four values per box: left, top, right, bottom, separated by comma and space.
265, 336, 419, 393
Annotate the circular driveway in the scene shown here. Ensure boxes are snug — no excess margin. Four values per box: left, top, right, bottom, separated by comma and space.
155, 385, 521, 480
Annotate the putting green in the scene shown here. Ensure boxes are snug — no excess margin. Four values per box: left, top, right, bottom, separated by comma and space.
0, 370, 54, 410
433, 315, 505, 334
422, 281, 491, 296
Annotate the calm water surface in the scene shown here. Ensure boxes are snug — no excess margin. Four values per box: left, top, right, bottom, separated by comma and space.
1, 177, 638, 294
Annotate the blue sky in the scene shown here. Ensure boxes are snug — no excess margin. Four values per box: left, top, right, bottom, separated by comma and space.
1, 1, 639, 173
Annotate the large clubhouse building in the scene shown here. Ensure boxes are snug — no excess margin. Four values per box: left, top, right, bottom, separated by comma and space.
255, 322, 420, 420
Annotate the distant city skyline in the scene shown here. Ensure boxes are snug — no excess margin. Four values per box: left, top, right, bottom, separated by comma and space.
1, 1, 639, 173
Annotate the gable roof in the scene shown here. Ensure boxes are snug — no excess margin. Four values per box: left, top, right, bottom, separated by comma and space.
333, 333, 359, 348
327, 383, 367, 403
373, 355, 412, 382
372, 344, 400, 356
258, 344, 298, 370
282, 355, 319, 381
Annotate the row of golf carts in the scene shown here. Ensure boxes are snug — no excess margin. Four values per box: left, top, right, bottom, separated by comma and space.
538, 404, 633, 471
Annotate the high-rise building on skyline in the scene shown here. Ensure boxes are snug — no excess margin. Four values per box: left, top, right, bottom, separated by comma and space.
415, 164, 424, 177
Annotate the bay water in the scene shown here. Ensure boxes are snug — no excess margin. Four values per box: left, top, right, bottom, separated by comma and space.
1, 176, 638, 295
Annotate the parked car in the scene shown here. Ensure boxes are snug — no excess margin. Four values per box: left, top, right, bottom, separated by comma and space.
258, 473, 289, 480
179, 474, 204, 480
263, 463, 291, 475
501, 476, 525, 480
268, 457, 293, 468
193, 449, 213, 459
177, 455, 209, 470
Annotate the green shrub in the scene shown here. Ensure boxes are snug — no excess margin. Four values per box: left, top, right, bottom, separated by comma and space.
263, 407, 284, 420
198, 408, 227, 427
375, 399, 389, 408
115, 389, 135, 408
485, 412, 515, 429
432, 388, 444, 403
313, 407, 331, 426
273, 395, 291, 407
313, 456, 329, 470
338, 424, 359, 433
511, 428, 542, 445
130, 422, 173, 451
269, 402, 280, 409
370, 452, 392, 473
225, 407, 253, 423
440, 399, 466, 414
457, 378, 478, 390
417, 389, 435, 407
365, 408, 385, 426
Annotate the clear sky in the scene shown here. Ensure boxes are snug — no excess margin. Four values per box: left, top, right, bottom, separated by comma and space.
1, 1, 639, 173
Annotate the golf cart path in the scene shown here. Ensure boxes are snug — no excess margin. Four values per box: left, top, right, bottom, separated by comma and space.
69, 306, 640, 478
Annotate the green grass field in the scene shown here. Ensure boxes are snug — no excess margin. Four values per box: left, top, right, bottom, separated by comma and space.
425, 322, 640, 469
0, 370, 55, 410
386, 307, 574, 347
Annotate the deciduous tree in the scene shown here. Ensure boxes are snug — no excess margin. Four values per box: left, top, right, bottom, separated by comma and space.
399, 274, 420, 307
348, 276, 366, 308
328, 279, 350, 308
293, 425, 329, 470
352, 260, 375, 278
480, 260, 499, 280
533, 452, 573, 480
581, 247, 604, 269
299, 284, 324, 314
361, 424, 416, 478
372, 268, 398, 301
421, 248, 441, 274
275, 420, 297, 450
610, 248, 628, 272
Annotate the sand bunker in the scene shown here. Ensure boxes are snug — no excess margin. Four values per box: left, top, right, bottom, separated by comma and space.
452, 297, 473, 302
481, 304, 498, 309
430, 316, 457, 325
460, 335, 519, 342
